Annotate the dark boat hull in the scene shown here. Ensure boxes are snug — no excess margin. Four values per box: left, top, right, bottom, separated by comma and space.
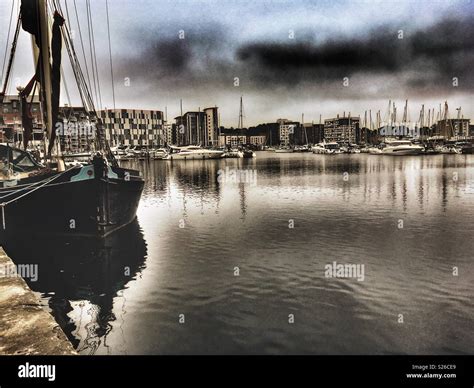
0, 164, 144, 243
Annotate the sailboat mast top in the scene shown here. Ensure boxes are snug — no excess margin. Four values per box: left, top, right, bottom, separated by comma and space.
38, 0, 53, 142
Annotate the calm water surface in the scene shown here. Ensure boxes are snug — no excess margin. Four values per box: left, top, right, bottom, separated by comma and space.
6, 152, 474, 354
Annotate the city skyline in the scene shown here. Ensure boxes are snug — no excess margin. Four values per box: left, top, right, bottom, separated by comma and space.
0, 0, 473, 126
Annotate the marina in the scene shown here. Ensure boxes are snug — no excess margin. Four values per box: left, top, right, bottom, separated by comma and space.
1, 152, 472, 354
0, 0, 472, 369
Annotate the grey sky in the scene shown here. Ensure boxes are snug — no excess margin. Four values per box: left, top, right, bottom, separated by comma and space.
1, 0, 473, 126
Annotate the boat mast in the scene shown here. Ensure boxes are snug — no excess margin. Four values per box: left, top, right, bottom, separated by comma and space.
179, 98, 183, 145
302, 113, 308, 145
456, 107, 461, 138
38, 0, 53, 152
402, 100, 408, 126
238, 96, 244, 130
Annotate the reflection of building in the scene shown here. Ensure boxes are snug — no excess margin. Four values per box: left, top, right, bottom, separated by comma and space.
99, 108, 164, 147
324, 115, 360, 144
175, 107, 220, 146
0, 94, 43, 144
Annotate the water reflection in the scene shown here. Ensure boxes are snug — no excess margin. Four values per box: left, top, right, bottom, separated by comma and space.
3, 221, 147, 355
116, 154, 474, 354
3, 153, 473, 355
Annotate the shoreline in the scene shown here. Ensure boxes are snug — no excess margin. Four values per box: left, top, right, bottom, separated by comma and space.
0, 247, 76, 355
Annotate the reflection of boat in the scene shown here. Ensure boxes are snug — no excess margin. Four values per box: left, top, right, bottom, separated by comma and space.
381, 140, 423, 155
3, 220, 147, 355
164, 146, 224, 160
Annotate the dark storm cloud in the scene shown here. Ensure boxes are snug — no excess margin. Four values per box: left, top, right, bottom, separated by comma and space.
115, 16, 473, 99
235, 17, 474, 91
115, 25, 234, 88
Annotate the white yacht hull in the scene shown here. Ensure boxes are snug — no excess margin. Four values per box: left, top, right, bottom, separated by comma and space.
382, 147, 423, 155
164, 151, 224, 160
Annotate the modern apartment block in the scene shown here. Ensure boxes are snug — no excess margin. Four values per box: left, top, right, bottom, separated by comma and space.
218, 133, 248, 147
99, 108, 164, 147
204, 107, 219, 147
174, 107, 219, 146
435, 118, 471, 138
277, 118, 298, 147
324, 115, 360, 144
163, 123, 173, 146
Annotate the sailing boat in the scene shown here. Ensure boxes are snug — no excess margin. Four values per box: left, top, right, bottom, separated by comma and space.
237, 96, 255, 158
0, 0, 144, 243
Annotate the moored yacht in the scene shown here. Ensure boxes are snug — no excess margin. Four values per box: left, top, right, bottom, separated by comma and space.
274, 147, 294, 153
381, 140, 423, 155
151, 148, 169, 159
242, 148, 256, 158
164, 146, 224, 160
312, 142, 342, 154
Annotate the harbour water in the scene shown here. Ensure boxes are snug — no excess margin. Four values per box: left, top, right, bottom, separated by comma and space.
4, 152, 474, 354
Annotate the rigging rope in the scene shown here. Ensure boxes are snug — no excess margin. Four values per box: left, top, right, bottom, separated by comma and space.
85, 0, 99, 110
0, 0, 15, 89
72, 0, 93, 103
87, 0, 102, 110
52, 0, 117, 164
105, 0, 116, 111
1, 8, 21, 97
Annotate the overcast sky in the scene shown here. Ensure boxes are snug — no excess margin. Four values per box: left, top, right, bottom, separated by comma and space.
0, 0, 473, 126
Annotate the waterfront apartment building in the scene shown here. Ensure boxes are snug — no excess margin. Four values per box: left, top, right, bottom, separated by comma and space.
163, 123, 173, 146
296, 123, 324, 145
249, 135, 266, 147
175, 107, 219, 147
0, 94, 43, 144
99, 108, 164, 147
218, 133, 248, 147
277, 119, 299, 146
204, 107, 219, 147
218, 127, 267, 148
435, 118, 471, 138
324, 115, 360, 144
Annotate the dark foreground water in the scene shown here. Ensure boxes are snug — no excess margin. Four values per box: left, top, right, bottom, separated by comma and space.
6, 153, 474, 354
